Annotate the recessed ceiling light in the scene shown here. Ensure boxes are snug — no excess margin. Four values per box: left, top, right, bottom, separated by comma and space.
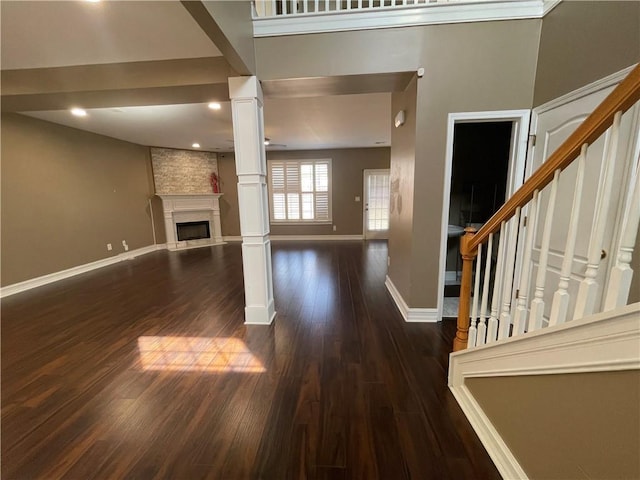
71, 108, 87, 117
85, 0, 101, 3
208, 102, 222, 110
192, 143, 201, 148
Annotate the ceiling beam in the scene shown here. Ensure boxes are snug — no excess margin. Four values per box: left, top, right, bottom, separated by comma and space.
1, 57, 237, 112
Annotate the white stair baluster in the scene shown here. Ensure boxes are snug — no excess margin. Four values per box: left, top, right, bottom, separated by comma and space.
487, 223, 506, 343
498, 208, 521, 340
282, 0, 288, 14
292, 0, 298, 14
549, 144, 588, 326
574, 111, 622, 320
604, 161, 640, 310
467, 243, 483, 348
325, 0, 330, 11
358, 0, 362, 8
477, 234, 493, 346
530, 168, 561, 331
271, 0, 278, 15
513, 190, 539, 336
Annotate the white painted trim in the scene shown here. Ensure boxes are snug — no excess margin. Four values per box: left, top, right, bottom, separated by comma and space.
449, 302, 640, 385
270, 234, 363, 241
450, 385, 529, 480
534, 64, 637, 115
438, 109, 530, 322
385, 275, 439, 322
253, 0, 559, 37
0, 244, 166, 298
448, 303, 640, 480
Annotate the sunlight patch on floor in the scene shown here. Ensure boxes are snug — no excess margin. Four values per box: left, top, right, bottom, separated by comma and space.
137, 336, 266, 373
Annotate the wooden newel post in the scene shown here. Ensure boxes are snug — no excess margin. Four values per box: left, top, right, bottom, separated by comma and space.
453, 227, 478, 352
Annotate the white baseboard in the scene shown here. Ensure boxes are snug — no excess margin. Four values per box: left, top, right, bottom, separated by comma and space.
450, 385, 528, 479
447, 302, 640, 480
0, 243, 166, 298
384, 275, 439, 322
270, 234, 363, 241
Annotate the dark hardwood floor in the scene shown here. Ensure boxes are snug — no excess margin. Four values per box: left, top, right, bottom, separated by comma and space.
2, 241, 500, 479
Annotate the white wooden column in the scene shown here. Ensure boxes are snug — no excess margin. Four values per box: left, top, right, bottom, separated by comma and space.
229, 76, 276, 325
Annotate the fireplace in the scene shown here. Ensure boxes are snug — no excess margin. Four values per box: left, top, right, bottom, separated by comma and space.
157, 194, 224, 251
176, 221, 210, 241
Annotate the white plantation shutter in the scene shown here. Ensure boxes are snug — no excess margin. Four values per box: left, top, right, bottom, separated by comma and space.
268, 159, 332, 223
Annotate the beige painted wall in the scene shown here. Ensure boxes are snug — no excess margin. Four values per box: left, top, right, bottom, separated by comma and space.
256, 20, 540, 307
1, 113, 155, 286
216, 148, 390, 237
389, 77, 417, 302
467, 371, 640, 480
533, 0, 640, 107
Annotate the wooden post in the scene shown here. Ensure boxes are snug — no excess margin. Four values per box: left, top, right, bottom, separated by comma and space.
453, 227, 478, 352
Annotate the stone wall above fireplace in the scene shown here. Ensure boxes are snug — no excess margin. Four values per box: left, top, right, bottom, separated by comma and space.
151, 147, 218, 195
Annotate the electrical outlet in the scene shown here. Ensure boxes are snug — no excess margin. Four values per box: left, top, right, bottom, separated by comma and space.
107, 243, 112, 251
333, 225, 337, 231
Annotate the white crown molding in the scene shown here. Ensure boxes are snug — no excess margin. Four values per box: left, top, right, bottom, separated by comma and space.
448, 303, 640, 480
253, 0, 560, 37
270, 234, 363, 241
385, 275, 439, 322
0, 244, 167, 298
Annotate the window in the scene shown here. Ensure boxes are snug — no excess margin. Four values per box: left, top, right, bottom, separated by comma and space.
268, 159, 331, 223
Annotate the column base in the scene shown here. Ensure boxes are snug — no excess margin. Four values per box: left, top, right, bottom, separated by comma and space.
244, 300, 276, 325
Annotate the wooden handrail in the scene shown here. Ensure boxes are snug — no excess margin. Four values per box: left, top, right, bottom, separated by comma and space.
469, 64, 640, 251
454, 64, 640, 353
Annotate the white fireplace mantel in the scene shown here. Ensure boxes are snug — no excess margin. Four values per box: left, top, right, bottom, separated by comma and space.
157, 194, 225, 251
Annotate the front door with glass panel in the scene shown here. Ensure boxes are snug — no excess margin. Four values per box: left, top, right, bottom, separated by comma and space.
363, 169, 390, 239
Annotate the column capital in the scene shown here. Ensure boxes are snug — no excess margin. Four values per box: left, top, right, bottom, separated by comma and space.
229, 76, 263, 103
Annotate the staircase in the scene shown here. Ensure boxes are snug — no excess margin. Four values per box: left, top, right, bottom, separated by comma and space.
448, 65, 640, 479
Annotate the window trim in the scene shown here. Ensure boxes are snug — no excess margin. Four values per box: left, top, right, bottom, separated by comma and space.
267, 158, 332, 224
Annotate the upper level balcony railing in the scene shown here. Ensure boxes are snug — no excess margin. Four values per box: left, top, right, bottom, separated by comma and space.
252, 0, 560, 36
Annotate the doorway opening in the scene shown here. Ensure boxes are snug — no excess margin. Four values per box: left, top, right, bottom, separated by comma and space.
438, 110, 530, 319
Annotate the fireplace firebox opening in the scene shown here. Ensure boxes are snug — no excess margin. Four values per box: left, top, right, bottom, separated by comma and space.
176, 221, 211, 241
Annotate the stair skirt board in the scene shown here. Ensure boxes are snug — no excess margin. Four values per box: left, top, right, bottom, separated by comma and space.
449, 385, 528, 479
384, 275, 439, 322
448, 303, 640, 480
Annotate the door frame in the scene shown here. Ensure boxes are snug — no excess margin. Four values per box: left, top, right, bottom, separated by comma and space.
437, 109, 531, 320
363, 168, 391, 239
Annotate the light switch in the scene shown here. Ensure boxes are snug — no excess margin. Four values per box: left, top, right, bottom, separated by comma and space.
355, 196, 361, 202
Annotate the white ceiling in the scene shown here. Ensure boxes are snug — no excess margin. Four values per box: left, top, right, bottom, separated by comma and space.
25, 93, 391, 151
0, 1, 222, 70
